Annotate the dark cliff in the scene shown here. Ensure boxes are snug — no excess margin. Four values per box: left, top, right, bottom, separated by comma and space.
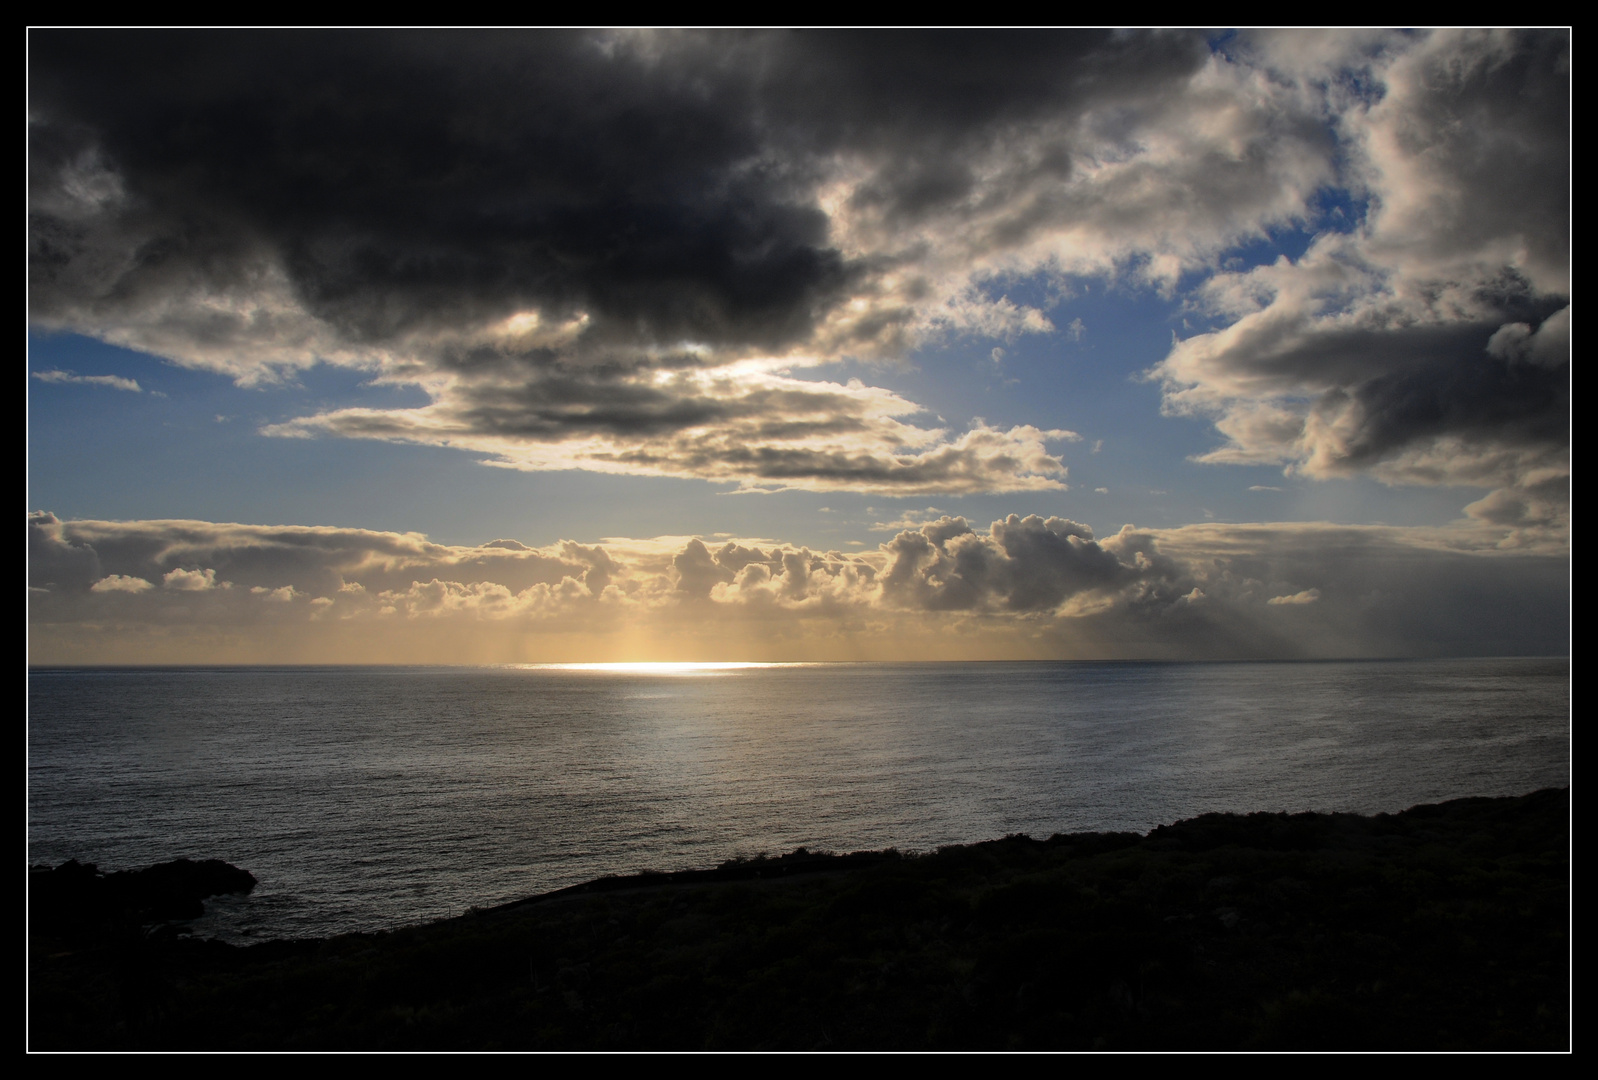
28, 788, 1568, 1050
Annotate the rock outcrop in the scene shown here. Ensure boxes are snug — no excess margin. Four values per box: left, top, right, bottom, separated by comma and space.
30, 857, 256, 934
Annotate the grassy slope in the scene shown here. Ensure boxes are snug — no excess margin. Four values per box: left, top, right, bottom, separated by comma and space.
29, 788, 1569, 1051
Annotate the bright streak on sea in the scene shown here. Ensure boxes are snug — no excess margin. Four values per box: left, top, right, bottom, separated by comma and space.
27, 659, 1569, 943
511, 662, 815, 675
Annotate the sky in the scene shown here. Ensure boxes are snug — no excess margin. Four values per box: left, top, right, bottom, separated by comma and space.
27, 29, 1569, 663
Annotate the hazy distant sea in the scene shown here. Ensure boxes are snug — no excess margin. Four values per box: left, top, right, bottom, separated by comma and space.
28, 660, 1569, 942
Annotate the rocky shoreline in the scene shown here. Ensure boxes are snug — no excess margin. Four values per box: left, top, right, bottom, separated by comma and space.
29, 788, 1569, 1050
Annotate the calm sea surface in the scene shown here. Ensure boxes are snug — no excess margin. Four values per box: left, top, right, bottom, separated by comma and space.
28, 660, 1569, 942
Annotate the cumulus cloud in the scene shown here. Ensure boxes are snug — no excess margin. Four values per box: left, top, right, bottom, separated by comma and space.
28, 510, 1566, 663
163, 566, 225, 590
879, 514, 1147, 613
90, 573, 151, 592
1154, 30, 1568, 530
32, 368, 141, 391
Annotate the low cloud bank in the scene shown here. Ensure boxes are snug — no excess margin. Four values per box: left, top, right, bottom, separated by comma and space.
29, 511, 1567, 664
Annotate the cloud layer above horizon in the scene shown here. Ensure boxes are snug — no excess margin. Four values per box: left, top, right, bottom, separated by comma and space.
29, 511, 1567, 664
30, 29, 1567, 512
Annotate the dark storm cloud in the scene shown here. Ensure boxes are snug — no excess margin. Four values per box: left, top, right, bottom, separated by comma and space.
1178, 303, 1568, 476
1307, 320, 1568, 478
28, 29, 1205, 354
30, 31, 831, 348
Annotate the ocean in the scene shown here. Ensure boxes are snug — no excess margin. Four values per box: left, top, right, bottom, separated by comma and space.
27, 659, 1569, 943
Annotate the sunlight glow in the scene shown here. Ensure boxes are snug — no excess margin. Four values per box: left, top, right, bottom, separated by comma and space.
510, 661, 813, 675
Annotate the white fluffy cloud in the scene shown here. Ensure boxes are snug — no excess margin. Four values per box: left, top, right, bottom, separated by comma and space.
89, 573, 152, 592
163, 566, 224, 590
29, 510, 1567, 664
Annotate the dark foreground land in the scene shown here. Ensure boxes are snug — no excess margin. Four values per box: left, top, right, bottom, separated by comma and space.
30, 788, 1568, 1051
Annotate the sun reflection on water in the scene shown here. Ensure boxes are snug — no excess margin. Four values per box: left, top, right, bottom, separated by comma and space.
506, 661, 816, 676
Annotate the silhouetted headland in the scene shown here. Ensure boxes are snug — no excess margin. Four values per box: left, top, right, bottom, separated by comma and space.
31, 857, 256, 935
29, 788, 1568, 1050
